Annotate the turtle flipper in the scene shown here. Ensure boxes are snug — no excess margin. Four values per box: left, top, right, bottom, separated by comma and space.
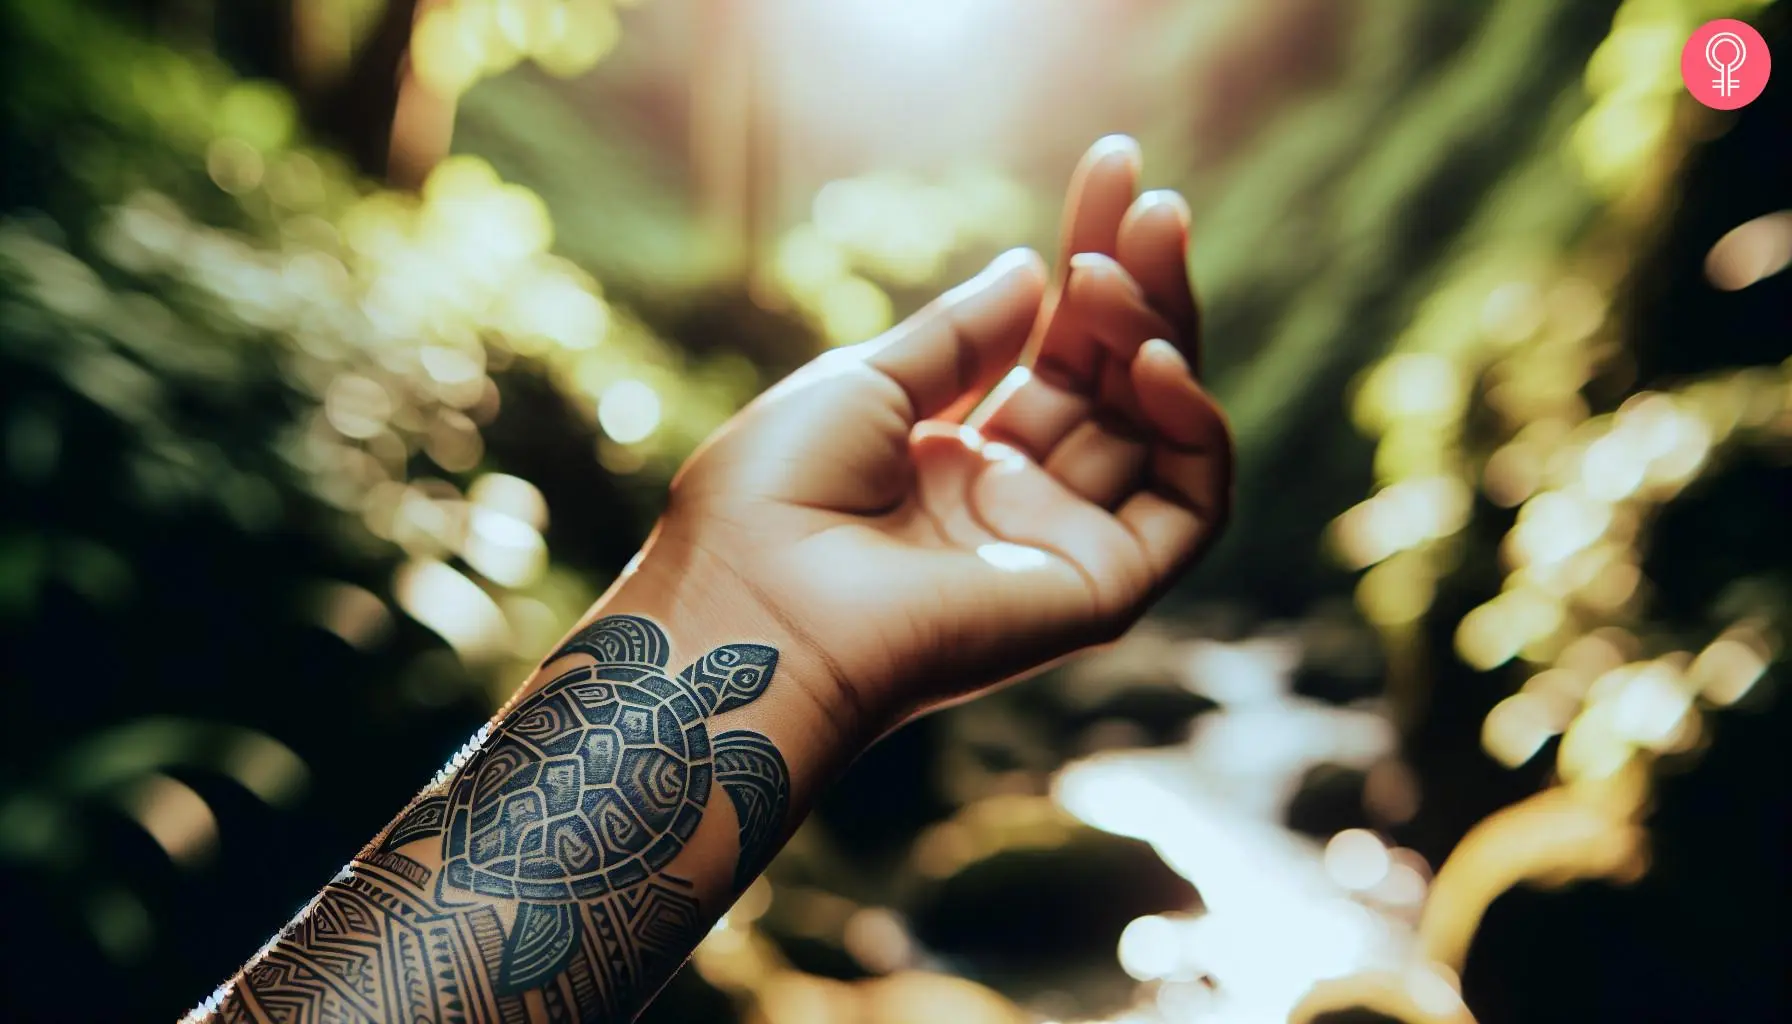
680, 644, 779, 715
546, 614, 670, 668
712, 730, 791, 891
498, 903, 582, 994
381, 795, 447, 851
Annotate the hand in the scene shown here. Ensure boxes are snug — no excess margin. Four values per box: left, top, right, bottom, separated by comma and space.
190, 139, 1229, 1024
633, 136, 1233, 731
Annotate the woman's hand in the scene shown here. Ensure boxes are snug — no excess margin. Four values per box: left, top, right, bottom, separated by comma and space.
630, 136, 1233, 732
191, 136, 1234, 1024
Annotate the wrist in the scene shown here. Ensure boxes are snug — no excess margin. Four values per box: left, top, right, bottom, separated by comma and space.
581, 532, 883, 759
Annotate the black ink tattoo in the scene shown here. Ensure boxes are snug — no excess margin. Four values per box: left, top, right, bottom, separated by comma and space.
713, 731, 790, 891
187, 615, 792, 1024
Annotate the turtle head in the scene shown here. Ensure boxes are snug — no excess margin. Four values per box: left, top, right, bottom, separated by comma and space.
545, 614, 670, 669
681, 643, 779, 715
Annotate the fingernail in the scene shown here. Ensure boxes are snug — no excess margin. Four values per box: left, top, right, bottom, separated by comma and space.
1143, 338, 1187, 371
981, 441, 1032, 472
1087, 134, 1142, 174
1068, 251, 1113, 273
1139, 189, 1191, 231
988, 247, 1040, 275
980, 246, 1041, 283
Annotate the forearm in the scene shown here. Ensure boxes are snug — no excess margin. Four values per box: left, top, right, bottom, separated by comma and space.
186, 545, 867, 1024
180, 133, 1220, 1024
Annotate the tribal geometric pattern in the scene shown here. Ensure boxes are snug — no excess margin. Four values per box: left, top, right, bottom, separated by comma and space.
187, 615, 791, 1024
712, 731, 790, 891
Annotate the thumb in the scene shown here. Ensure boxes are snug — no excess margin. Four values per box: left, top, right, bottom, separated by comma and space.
855, 248, 1046, 424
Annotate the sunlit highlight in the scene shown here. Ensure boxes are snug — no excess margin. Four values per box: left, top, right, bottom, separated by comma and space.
597, 379, 662, 443
394, 558, 512, 660
1705, 211, 1792, 291
975, 542, 1052, 573
123, 773, 218, 868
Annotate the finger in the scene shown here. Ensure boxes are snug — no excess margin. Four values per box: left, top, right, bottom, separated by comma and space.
860, 248, 1045, 423
1028, 136, 1141, 391
1097, 349, 1144, 425
963, 137, 1145, 457
907, 424, 1103, 666
1057, 135, 1142, 270
1118, 340, 1233, 576
908, 422, 999, 550
967, 365, 1088, 460
1063, 253, 1178, 368
969, 253, 1165, 458
1029, 255, 1171, 506
1033, 253, 1180, 508
1042, 416, 1148, 510
969, 440, 1151, 615
1134, 339, 1225, 453
1116, 190, 1200, 370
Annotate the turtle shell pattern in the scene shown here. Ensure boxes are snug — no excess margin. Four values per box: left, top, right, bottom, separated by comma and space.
440, 620, 714, 903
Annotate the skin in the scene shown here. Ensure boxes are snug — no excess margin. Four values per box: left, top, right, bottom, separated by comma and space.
185, 136, 1232, 1024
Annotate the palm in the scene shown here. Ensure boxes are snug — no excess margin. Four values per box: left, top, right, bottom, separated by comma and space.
680, 138, 1230, 700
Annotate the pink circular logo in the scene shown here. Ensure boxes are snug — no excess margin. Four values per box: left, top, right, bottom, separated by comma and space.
1682, 19, 1771, 110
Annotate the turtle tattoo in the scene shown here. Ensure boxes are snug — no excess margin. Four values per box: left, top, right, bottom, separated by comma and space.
379, 614, 791, 995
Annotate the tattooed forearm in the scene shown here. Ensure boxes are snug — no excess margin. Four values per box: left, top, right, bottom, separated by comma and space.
187, 615, 793, 1024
